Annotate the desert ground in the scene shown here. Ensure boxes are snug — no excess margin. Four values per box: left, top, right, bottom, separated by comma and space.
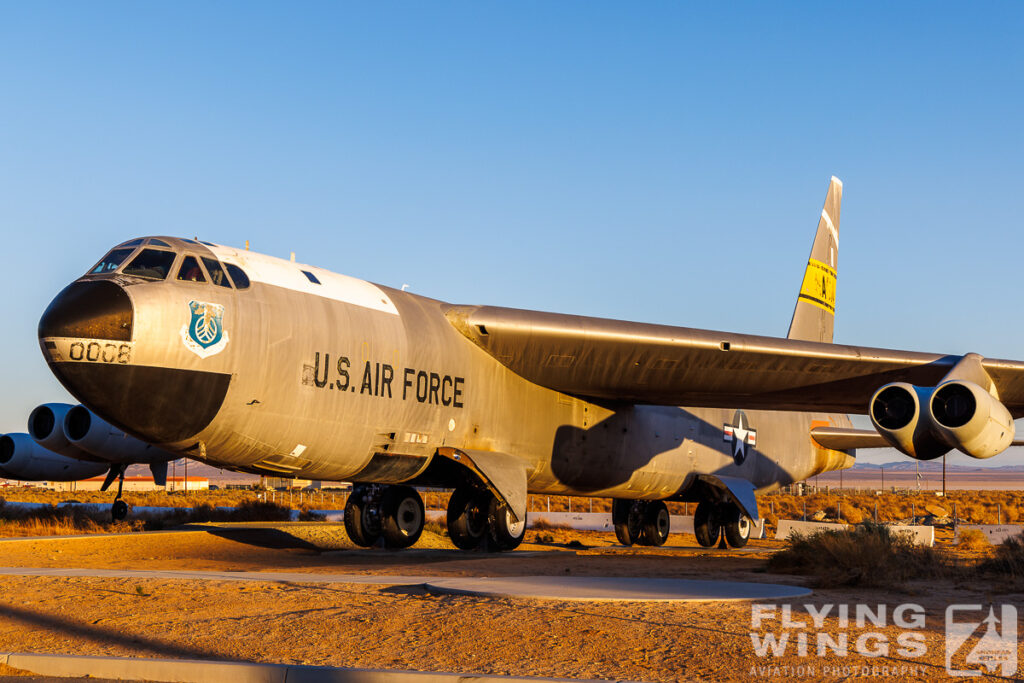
0, 511, 1021, 681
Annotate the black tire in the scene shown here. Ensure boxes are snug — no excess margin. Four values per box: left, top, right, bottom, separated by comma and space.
721, 504, 752, 548
612, 499, 643, 546
693, 501, 721, 548
344, 491, 380, 548
381, 486, 425, 549
486, 496, 526, 551
447, 487, 489, 550
641, 500, 670, 547
111, 499, 129, 522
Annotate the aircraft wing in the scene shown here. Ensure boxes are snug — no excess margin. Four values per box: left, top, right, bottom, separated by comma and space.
444, 305, 1024, 417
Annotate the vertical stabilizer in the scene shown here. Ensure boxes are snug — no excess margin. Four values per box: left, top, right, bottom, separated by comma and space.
787, 176, 841, 343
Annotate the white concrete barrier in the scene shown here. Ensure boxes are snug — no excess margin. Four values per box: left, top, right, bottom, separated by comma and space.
775, 520, 850, 540
886, 524, 934, 547
957, 524, 1024, 545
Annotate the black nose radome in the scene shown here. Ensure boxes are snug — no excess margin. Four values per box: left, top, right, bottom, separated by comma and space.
39, 280, 133, 342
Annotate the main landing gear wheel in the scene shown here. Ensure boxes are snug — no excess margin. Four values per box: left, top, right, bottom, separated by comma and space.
641, 500, 670, 547
612, 499, 644, 546
447, 486, 489, 550
381, 486, 425, 549
487, 496, 526, 551
693, 501, 722, 548
344, 485, 383, 548
721, 503, 752, 549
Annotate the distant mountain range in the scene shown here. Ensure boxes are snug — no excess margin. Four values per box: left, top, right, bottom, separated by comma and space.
845, 461, 1024, 473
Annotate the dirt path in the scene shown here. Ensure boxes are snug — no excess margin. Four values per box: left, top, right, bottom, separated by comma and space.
0, 526, 1018, 681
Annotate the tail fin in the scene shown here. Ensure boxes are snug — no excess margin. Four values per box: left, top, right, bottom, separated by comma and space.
787, 176, 842, 343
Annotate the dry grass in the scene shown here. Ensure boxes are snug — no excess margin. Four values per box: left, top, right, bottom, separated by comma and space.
978, 531, 1024, 580
768, 522, 961, 587
0, 498, 295, 536
956, 528, 990, 551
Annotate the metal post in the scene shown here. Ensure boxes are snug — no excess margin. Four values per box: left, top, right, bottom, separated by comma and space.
547, 496, 550, 512
942, 454, 947, 497
802, 500, 806, 521
838, 501, 841, 522
874, 502, 878, 522
998, 503, 1002, 525
184, 458, 188, 495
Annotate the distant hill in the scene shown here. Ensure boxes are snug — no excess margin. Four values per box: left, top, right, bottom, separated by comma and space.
847, 461, 1024, 473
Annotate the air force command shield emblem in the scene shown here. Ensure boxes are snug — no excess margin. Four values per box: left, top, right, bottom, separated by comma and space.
180, 300, 229, 359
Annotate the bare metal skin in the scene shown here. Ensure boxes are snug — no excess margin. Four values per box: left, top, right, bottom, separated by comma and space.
34, 178, 1022, 547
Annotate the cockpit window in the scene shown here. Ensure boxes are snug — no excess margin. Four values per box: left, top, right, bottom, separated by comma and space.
149, 238, 172, 248
88, 248, 135, 275
176, 256, 206, 282
302, 270, 321, 285
117, 239, 144, 248
202, 257, 232, 288
122, 249, 177, 280
224, 263, 250, 290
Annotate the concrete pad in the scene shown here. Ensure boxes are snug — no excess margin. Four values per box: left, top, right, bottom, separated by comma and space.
424, 575, 811, 602
957, 524, 1024, 545
775, 519, 850, 540
0, 566, 427, 586
0, 652, 586, 682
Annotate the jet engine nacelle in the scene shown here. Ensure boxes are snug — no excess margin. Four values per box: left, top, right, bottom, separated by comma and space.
27, 403, 97, 461
929, 380, 1014, 459
869, 380, 1014, 460
869, 382, 950, 460
0, 433, 109, 481
63, 405, 178, 464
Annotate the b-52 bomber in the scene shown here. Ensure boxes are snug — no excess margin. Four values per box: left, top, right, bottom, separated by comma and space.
34, 178, 1024, 550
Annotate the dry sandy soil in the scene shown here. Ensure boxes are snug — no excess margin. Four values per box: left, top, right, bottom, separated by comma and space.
0, 525, 1020, 682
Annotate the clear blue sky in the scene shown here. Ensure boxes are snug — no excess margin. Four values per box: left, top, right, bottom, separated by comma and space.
1, 3, 1022, 466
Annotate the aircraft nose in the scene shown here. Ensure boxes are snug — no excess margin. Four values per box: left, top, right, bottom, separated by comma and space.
38, 280, 231, 446
38, 280, 133, 342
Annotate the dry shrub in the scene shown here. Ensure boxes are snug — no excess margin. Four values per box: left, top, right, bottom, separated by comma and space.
768, 522, 953, 588
0, 499, 143, 537
957, 528, 990, 551
841, 506, 866, 524
978, 531, 1024, 579
530, 517, 571, 531
422, 520, 446, 538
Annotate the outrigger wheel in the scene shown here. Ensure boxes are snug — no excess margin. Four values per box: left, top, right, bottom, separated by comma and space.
102, 464, 130, 522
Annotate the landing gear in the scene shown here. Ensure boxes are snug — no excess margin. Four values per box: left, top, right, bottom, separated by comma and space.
612, 499, 644, 546
344, 484, 426, 549
693, 501, 721, 548
486, 496, 526, 551
721, 503, 752, 548
102, 464, 130, 522
613, 499, 671, 547
694, 501, 751, 548
446, 486, 525, 552
381, 486, 425, 549
641, 500, 670, 547
446, 486, 489, 550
